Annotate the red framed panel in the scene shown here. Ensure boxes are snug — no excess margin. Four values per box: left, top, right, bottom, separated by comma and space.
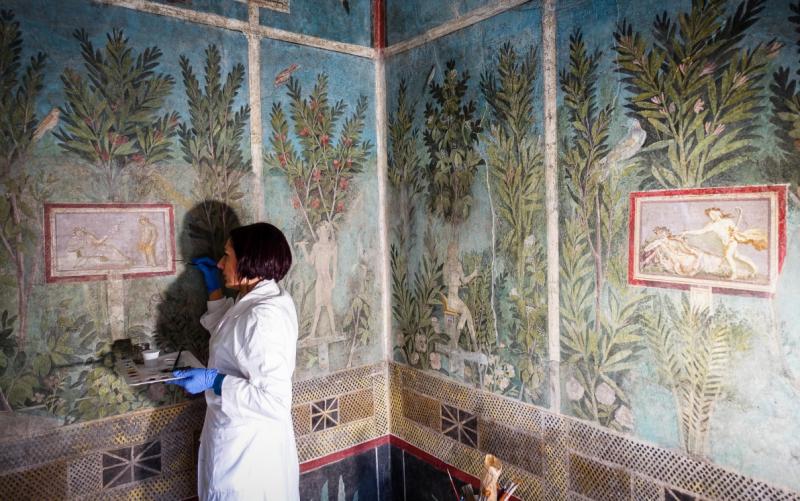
44, 203, 176, 283
628, 185, 787, 296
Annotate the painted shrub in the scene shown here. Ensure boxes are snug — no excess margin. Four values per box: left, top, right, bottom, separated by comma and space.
388, 6, 548, 404
0, 1, 253, 426
262, 39, 382, 378
558, 0, 800, 488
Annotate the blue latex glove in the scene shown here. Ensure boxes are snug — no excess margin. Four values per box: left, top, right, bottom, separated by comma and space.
166, 368, 224, 395
191, 256, 221, 292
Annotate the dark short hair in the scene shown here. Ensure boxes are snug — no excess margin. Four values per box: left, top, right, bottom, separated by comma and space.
229, 222, 292, 282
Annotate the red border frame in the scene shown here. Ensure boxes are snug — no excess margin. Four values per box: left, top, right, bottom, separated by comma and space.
299, 434, 520, 501
628, 185, 787, 296
44, 203, 176, 283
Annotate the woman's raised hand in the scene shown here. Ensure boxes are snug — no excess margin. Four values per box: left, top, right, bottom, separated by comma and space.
191, 256, 222, 293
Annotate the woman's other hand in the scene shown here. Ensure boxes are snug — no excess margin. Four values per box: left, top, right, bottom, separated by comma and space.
166, 368, 224, 395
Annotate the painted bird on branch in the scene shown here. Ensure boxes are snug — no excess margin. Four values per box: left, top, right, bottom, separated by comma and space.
32, 108, 60, 142
597, 118, 645, 181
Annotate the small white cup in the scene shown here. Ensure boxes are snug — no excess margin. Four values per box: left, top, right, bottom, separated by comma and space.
142, 350, 160, 367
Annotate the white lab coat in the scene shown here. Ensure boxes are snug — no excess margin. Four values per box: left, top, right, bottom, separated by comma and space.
197, 279, 300, 501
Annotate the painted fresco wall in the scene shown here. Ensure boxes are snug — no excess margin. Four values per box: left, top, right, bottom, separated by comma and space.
260, 38, 382, 379
0, 0, 382, 435
387, 0, 800, 494
385, 0, 500, 45
0, 0, 251, 430
556, 0, 800, 490
387, 3, 549, 406
259, 0, 374, 47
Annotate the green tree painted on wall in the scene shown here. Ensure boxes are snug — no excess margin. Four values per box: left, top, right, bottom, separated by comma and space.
480, 42, 547, 402
56, 28, 179, 201
266, 74, 373, 368
179, 44, 250, 259
0, 9, 53, 348
267, 74, 371, 240
643, 296, 751, 456
770, 1, 800, 200
387, 79, 447, 370
560, 29, 649, 430
423, 60, 483, 228
614, 0, 771, 188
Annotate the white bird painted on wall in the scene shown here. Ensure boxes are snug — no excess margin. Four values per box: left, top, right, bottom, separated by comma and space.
32, 108, 59, 142
597, 118, 645, 181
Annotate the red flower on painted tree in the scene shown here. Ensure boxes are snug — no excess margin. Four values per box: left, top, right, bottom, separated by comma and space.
266, 73, 372, 238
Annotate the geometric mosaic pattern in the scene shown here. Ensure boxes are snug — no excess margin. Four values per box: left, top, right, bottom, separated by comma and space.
389, 362, 800, 501
101, 440, 162, 488
441, 403, 477, 447
311, 397, 340, 432
3, 361, 799, 500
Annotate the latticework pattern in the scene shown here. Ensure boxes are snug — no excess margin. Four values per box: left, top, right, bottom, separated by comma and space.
388, 361, 800, 501
632, 474, 665, 501
570, 453, 631, 501
340, 388, 374, 425
0, 461, 69, 500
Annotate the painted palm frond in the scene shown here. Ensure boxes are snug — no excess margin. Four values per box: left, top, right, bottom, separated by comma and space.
56, 28, 178, 200
423, 60, 483, 226
614, 0, 769, 188
769, 1, 800, 196
643, 295, 742, 456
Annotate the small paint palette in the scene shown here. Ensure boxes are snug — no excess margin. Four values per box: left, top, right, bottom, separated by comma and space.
115, 351, 204, 386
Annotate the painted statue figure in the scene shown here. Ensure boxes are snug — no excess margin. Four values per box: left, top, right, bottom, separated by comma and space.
442, 241, 478, 351
680, 207, 766, 280
298, 221, 338, 338
137, 215, 158, 266
642, 226, 724, 278
66, 225, 132, 269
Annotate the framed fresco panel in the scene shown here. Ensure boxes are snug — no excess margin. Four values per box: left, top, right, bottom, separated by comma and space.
629, 185, 787, 295
45, 203, 176, 283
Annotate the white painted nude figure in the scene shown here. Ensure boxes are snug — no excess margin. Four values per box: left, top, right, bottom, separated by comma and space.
138, 215, 159, 266
298, 221, 338, 338
641, 226, 724, 277
680, 207, 766, 280
443, 241, 478, 351
66, 225, 132, 269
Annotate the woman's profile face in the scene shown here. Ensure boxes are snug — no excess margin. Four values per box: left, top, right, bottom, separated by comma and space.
708, 209, 721, 221
217, 239, 240, 289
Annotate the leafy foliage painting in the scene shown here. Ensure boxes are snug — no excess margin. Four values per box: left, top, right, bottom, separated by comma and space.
643, 296, 751, 456
387, 81, 447, 370
267, 74, 371, 239
266, 73, 374, 368
770, 0, 800, 200
56, 28, 179, 200
423, 60, 483, 227
179, 44, 250, 259
560, 29, 649, 430
614, 0, 772, 188
0, 10, 52, 347
480, 42, 547, 402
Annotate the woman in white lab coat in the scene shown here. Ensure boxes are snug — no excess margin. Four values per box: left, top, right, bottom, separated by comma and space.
168, 222, 299, 501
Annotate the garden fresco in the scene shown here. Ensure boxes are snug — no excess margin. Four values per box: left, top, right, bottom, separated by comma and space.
0, 0, 381, 430
387, 0, 800, 491
387, 4, 549, 405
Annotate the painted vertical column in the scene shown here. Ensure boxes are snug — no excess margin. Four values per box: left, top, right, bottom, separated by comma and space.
542, 0, 560, 412
373, 0, 392, 432
248, 4, 264, 221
